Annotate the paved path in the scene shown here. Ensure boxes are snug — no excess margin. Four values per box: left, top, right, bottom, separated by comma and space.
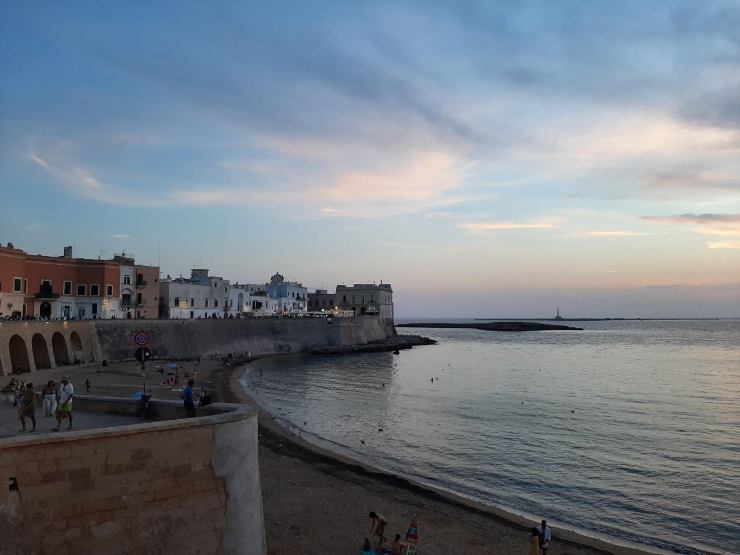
0, 401, 140, 439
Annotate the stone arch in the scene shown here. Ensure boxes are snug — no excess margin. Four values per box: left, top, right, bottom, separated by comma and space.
51, 332, 70, 365
9, 335, 31, 373
70, 331, 84, 363
32, 333, 52, 370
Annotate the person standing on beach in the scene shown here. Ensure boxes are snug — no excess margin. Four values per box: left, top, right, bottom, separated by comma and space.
53, 376, 74, 431
369, 512, 387, 547
529, 527, 540, 555
42, 380, 57, 416
183, 379, 196, 417
19, 383, 36, 432
537, 520, 552, 555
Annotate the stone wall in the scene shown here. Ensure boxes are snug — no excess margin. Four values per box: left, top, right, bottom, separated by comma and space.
0, 401, 265, 554
0, 317, 395, 376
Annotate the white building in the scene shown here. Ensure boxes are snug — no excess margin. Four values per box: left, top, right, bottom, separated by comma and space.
266, 273, 307, 314
159, 268, 229, 319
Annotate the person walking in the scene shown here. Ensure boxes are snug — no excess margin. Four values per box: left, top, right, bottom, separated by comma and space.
537, 519, 552, 555
42, 380, 57, 417
53, 376, 74, 431
19, 383, 37, 432
182, 379, 196, 417
84, 379, 91, 394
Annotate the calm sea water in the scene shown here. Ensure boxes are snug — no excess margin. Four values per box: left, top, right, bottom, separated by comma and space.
242, 320, 740, 554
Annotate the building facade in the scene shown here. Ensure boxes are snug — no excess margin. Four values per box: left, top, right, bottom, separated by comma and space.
0, 244, 120, 320
266, 273, 307, 314
335, 283, 394, 320
159, 269, 229, 319
0, 244, 160, 320
308, 289, 335, 312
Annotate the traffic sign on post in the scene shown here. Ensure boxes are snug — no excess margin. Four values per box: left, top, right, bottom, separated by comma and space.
134, 347, 152, 363
133, 331, 151, 346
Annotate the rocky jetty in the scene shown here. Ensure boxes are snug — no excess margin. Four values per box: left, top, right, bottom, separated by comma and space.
308, 334, 436, 354
397, 322, 583, 332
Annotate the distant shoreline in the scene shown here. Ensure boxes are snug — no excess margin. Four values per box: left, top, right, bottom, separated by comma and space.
397, 321, 583, 331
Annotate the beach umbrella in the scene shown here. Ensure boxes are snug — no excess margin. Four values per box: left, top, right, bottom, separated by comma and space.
405, 514, 419, 544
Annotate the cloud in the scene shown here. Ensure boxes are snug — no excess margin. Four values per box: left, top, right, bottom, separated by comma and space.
585, 231, 653, 237
643, 213, 740, 237
458, 222, 554, 232
111, 234, 133, 239
707, 241, 740, 249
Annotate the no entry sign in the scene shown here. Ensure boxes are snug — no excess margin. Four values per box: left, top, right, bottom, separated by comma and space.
133, 330, 151, 346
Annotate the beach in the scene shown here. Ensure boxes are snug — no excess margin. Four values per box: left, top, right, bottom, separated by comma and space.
4, 355, 680, 555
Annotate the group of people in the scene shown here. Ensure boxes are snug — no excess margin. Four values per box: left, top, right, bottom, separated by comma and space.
363, 512, 411, 555
13, 376, 75, 433
529, 520, 552, 555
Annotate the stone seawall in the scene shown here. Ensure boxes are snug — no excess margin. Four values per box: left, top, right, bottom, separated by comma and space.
0, 400, 265, 554
0, 317, 395, 375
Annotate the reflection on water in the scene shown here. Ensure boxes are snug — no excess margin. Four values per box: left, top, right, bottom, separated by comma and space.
243, 320, 740, 554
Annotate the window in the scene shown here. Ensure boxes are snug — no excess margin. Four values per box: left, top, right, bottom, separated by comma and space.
106, 284, 113, 296
137, 292, 142, 303
342, 295, 346, 302
64, 281, 72, 295
123, 275, 131, 285
14, 277, 23, 291
190, 298, 195, 307
77, 284, 86, 296
351, 295, 355, 303
205, 299, 209, 307
42, 279, 51, 286
122, 293, 132, 306
361, 295, 365, 303
23, 279, 28, 293
90, 284, 100, 296
215, 299, 218, 307
92, 303, 98, 315
174, 297, 180, 307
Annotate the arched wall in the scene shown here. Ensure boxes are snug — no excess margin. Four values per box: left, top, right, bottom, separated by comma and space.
9, 334, 31, 373
31, 333, 52, 370
52, 332, 70, 365
70, 331, 84, 362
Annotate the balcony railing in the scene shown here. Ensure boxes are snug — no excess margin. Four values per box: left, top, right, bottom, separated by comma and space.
35, 285, 60, 299
136, 280, 148, 287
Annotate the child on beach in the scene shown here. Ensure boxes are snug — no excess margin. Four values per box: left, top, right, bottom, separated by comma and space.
369, 512, 387, 547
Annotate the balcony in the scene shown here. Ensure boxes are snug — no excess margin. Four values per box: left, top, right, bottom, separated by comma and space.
136, 280, 148, 287
35, 285, 60, 299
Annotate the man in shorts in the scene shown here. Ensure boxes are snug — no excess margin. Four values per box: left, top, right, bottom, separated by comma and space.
53, 376, 74, 431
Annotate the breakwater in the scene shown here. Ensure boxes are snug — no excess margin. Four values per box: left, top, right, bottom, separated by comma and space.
397, 321, 583, 331
0, 317, 396, 375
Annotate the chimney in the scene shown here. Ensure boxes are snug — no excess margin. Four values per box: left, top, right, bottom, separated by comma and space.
64, 246, 73, 258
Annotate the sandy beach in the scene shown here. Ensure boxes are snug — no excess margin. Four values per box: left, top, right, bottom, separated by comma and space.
4, 355, 670, 555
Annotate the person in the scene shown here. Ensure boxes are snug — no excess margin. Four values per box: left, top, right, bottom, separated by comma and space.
199, 389, 212, 407
42, 380, 57, 417
53, 376, 74, 431
361, 538, 374, 555
369, 512, 387, 547
389, 533, 407, 554
84, 378, 91, 394
529, 526, 540, 555
537, 519, 552, 555
182, 379, 196, 417
19, 383, 36, 432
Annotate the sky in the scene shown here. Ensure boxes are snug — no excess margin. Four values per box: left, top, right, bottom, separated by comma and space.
1, 1, 739, 318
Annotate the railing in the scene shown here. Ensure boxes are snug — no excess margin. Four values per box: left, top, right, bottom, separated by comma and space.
35, 285, 60, 299
136, 280, 148, 287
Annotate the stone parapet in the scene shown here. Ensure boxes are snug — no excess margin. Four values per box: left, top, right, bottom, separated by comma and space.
0, 398, 265, 554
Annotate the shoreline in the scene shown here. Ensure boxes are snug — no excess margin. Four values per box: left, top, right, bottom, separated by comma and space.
216, 355, 717, 555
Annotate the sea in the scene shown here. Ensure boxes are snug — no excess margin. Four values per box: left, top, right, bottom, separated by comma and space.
241, 319, 740, 554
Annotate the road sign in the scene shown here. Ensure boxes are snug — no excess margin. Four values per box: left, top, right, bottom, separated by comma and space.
133, 330, 151, 346
134, 347, 152, 363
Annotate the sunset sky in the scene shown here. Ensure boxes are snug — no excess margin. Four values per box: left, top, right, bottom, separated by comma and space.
1, 1, 739, 317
